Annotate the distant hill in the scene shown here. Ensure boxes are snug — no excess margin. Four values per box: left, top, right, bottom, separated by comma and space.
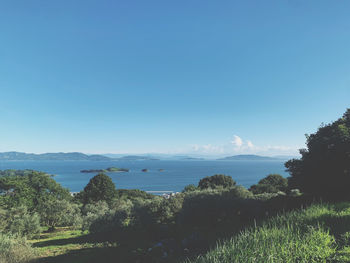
0, 152, 111, 161
217, 154, 279, 161
117, 155, 159, 161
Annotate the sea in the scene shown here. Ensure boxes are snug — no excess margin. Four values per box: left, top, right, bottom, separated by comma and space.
0, 160, 288, 194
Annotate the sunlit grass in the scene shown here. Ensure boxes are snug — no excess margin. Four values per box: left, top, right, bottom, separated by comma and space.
29, 227, 116, 259
186, 203, 350, 263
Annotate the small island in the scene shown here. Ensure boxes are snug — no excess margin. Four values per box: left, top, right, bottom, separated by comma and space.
80, 167, 129, 173
141, 169, 148, 172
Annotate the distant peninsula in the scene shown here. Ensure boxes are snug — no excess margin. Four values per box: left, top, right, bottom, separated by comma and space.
81, 167, 129, 173
217, 154, 279, 161
0, 151, 111, 161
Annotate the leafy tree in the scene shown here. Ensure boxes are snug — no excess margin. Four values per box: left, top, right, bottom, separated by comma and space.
3, 206, 41, 238
0, 170, 71, 210
81, 173, 117, 204
286, 108, 350, 199
39, 199, 82, 231
249, 174, 288, 194
198, 174, 236, 190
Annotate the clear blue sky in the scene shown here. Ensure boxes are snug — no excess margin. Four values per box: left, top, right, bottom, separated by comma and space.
0, 0, 349, 156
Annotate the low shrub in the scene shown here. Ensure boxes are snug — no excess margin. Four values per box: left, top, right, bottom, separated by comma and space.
0, 234, 36, 263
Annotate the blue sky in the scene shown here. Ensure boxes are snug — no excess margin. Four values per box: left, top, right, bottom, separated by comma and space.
0, 0, 349, 156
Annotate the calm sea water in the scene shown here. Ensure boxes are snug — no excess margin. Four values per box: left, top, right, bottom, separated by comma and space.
0, 160, 288, 193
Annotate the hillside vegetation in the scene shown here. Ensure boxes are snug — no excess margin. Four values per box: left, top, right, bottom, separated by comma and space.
187, 202, 350, 263
0, 108, 349, 262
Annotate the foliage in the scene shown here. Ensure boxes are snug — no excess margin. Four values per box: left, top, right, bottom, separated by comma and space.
198, 174, 236, 190
81, 201, 110, 231
80, 173, 117, 205
0, 170, 71, 210
0, 234, 36, 263
286, 108, 350, 199
115, 189, 155, 202
249, 174, 288, 194
39, 199, 82, 230
88, 195, 185, 242
179, 187, 254, 229
182, 184, 198, 193
289, 189, 302, 197
186, 203, 350, 263
3, 206, 41, 238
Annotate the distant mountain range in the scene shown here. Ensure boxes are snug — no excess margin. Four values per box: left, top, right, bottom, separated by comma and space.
0, 152, 111, 161
217, 154, 283, 161
117, 155, 159, 161
0, 152, 295, 161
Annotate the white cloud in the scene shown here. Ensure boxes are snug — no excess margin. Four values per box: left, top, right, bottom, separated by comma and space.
247, 140, 254, 149
231, 135, 243, 148
191, 144, 225, 154
189, 134, 299, 157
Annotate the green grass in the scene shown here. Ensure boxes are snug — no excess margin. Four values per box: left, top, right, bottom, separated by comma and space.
29, 227, 120, 263
186, 203, 350, 263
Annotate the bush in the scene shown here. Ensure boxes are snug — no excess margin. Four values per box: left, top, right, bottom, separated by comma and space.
88, 199, 134, 236
88, 195, 185, 242
179, 187, 254, 229
182, 184, 198, 193
82, 201, 113, 232
0, 234, 36, 263
249, 174, 288, 194
4, 206, 41, 238
198, 174, 236, 190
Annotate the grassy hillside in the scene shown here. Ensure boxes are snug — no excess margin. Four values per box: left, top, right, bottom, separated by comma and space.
186, 202, 350, 263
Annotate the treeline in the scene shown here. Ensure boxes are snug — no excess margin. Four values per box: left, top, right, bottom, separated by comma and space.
0, 170, 308, 262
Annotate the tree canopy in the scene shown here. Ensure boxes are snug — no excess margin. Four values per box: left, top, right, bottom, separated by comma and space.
198, 174, 236, 190
285, 108, 350, 199
249, 174, 288, 194
81, 173, 117, 204
0, 170, 71, 209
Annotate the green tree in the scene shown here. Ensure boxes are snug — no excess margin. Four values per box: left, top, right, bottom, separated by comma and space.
198, 174, 236, 190
4, 206, 41, 238
286, 108, 350, 199
39, 199, 82, 231
81, 173, 117, 204
0, 171, 71, 210
249, 174, 288, 194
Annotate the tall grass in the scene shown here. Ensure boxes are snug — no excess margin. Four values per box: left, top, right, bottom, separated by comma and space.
186, 203, 350, 263
0, 234, 36, 263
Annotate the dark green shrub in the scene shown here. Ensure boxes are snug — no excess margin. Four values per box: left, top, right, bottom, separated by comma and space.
250, 174, 288, 194
182, 184, 198, 193
179, 187, 255, 229
198, 174, 236, 190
